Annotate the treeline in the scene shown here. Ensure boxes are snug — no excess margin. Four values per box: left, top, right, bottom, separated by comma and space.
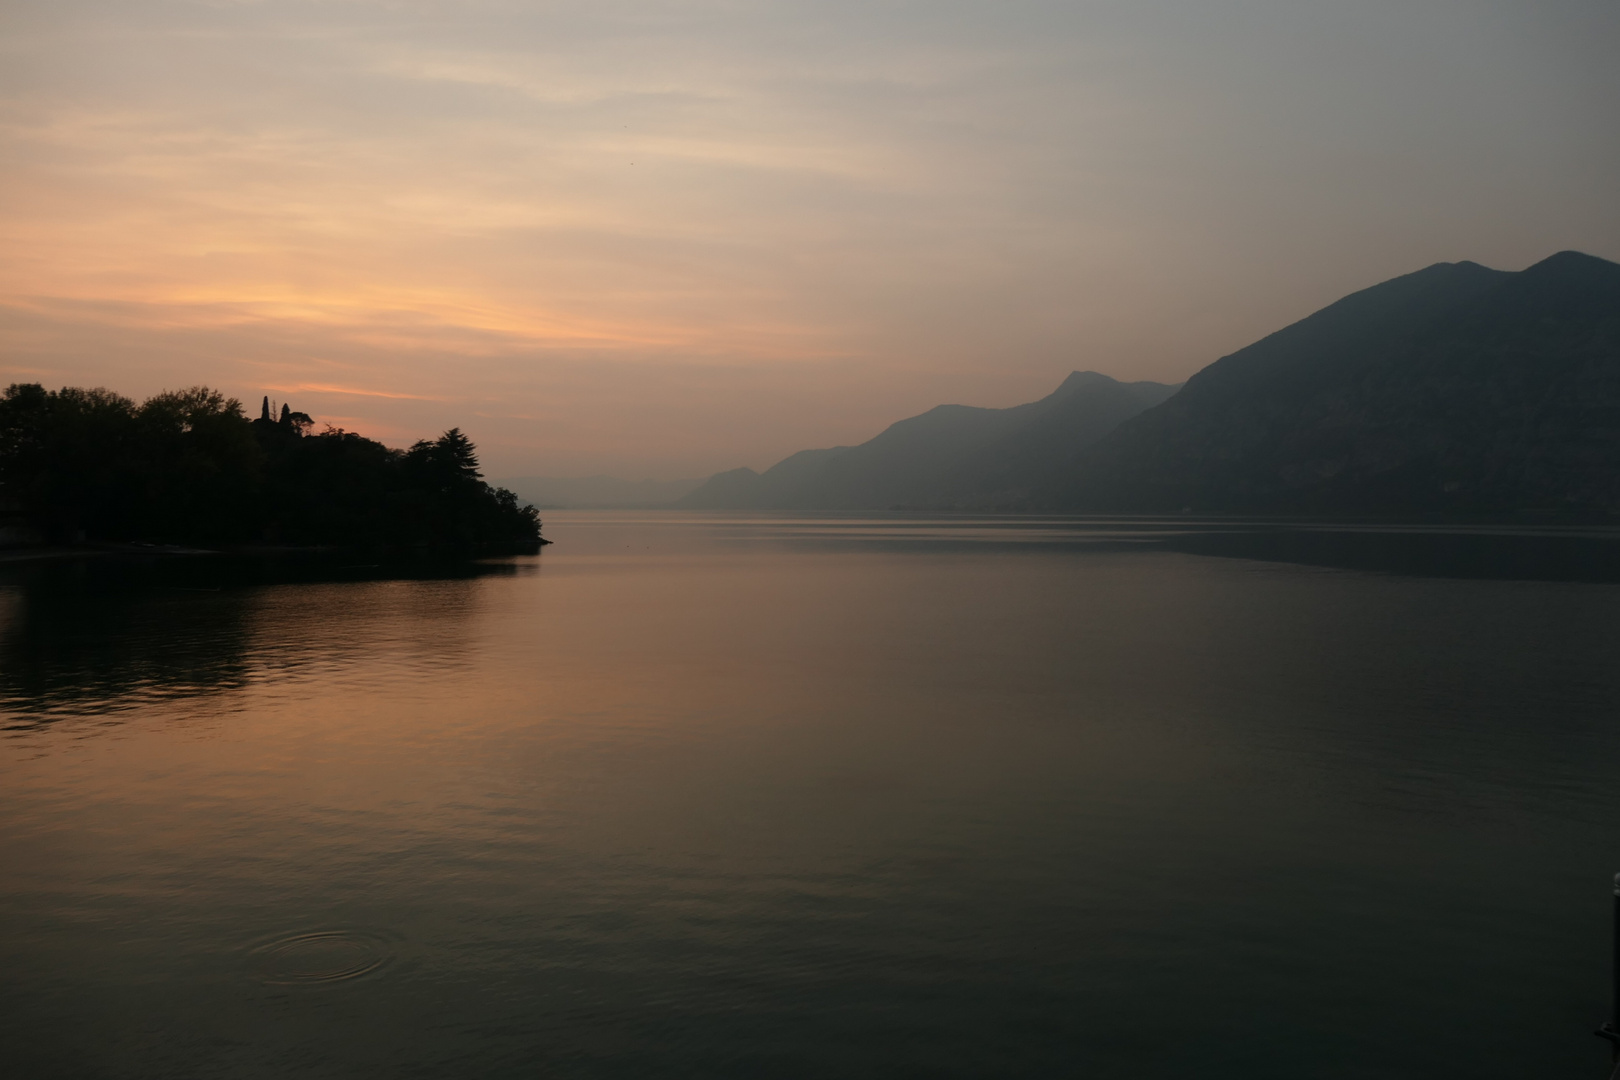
0, 384, 543, 550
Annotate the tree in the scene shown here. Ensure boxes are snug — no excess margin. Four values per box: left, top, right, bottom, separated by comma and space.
0, 385, 542, 549
136, 387, 261, 542
0, 384, 139, 541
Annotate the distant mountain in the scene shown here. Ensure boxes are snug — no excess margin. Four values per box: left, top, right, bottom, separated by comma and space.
678, 372, 1178, 510
499, 475, 703, 509
1055, 250, 1620, 514
681, 250, 1620, 517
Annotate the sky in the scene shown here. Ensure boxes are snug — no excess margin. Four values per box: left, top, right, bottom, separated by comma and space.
1, 0, 1617, 480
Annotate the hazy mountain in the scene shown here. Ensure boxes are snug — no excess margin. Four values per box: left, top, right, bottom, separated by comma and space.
681, 249, 1620, 517
499, 475, 703, 509
678, 372, 1178, 510
1054, 250, 1620, 514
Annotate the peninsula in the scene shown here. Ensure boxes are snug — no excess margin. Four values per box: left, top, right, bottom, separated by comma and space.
0, 386, 545, 552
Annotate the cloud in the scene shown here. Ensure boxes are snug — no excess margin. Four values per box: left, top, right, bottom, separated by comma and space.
2, 1, 1617, 477
266, 383, 443, 401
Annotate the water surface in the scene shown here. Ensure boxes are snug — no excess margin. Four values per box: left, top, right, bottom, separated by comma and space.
2, 513, 1618, 1078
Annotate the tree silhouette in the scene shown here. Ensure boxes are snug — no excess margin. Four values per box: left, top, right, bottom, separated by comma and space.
0, 383, 543, 550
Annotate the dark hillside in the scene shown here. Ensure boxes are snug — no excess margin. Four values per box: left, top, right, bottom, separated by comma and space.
678, 371, 1177, 510
1056, 251, 1620, 514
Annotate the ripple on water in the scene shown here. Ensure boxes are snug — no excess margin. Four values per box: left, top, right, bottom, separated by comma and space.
247, 930, 395, 986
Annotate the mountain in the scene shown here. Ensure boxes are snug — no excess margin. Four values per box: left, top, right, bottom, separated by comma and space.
677, 372, 1178, 510
498, 475, 704, 509
1054, 250, 1620, 514
681, 250, 1620, 517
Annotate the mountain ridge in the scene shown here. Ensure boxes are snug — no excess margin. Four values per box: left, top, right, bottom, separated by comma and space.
679, 250, 1620, 517
1054, 250, 1620, 513
677, 372, 1178, 510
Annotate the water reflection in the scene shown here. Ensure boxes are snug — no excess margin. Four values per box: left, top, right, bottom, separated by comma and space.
2, 517, 1618, 1079
562, 512, 1620, 582
1160, 522, 1620, 582
0, 565, 255, 723
0, 554, 534, 729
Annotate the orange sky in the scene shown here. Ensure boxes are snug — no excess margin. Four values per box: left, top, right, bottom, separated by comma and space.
2, 1, 1617, 479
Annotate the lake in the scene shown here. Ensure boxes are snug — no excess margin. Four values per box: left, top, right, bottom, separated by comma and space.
2, 512, 1618, 1078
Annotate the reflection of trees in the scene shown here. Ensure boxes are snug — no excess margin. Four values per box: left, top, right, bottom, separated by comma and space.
0, 555, 534, 730
0, 562, 254, 724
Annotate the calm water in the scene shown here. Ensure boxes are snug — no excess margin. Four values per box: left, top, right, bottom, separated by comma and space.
2, 513, 1619, 1078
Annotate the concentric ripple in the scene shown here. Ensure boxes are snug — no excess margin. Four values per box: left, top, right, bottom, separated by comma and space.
247, 930, 393, 986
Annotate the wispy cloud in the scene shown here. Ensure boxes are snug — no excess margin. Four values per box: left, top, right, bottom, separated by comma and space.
267, 383, 444, 402
2, 1, 1617, 477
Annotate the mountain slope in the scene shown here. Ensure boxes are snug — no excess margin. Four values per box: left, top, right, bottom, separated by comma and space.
678, 372, 1177, 510
1055, 251, 1620, 513
498, 475, 703, 508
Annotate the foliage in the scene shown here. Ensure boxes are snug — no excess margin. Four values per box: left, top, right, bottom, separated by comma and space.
0, 384, 543, 550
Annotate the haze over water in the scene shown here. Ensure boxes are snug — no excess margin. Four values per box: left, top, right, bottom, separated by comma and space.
2, 513, 1618, 1078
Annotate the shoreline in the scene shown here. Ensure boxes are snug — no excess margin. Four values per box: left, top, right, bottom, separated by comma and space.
0, 539, 549, 565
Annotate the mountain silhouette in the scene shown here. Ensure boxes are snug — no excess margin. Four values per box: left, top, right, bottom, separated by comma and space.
1055, 250, 1620, 514
683, 249, 1620, 517
677, 372, 1178, 510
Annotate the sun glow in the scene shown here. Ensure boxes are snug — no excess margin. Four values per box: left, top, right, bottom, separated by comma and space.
2, 2, 1615, 477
